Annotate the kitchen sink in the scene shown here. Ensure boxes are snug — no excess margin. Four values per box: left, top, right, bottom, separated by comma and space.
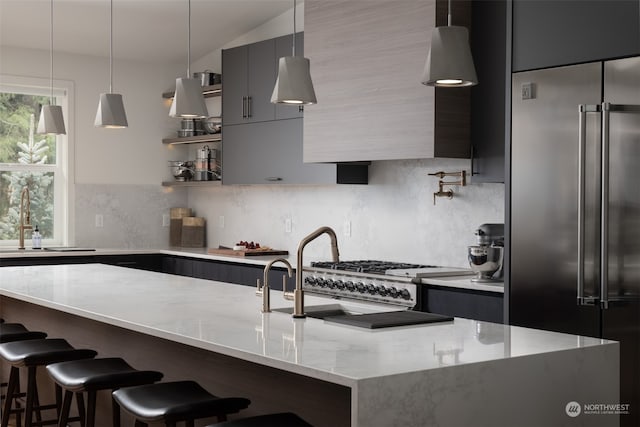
273, 303, 454, 328
272, 304, 353, 319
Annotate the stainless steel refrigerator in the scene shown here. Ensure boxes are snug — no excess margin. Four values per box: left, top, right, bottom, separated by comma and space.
511, 57, 640, 426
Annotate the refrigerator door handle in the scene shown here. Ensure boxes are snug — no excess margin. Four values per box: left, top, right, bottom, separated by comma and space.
577, 104, 600, 306
600, 102, 610, 310
599, 103, 640, 309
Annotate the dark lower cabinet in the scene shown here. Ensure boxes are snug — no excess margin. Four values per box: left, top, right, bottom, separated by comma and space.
419, 285, 504, 323
161, 256, 295, 291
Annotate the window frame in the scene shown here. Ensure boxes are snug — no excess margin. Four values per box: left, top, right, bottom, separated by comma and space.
0, 74, 75, 248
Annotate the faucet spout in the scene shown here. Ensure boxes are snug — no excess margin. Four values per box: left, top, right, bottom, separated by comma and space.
18, 187, 32, 250
260, 258, 293, 313
293, 226, 340, 318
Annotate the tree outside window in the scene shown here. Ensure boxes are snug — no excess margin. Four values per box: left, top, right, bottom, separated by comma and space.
0, 93, 57, 241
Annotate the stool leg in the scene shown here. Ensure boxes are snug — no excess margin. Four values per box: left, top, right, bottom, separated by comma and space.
185, 421, 194, 427
134, 421, 147, 427
76, 393, 86, 427
86, 391, 96, 427
57, 391, 73, 427
24, 366, 37, 427
164, 422, 176, 427
217, 414, 228, 422
1, 367, 18, 427
32, 380, 42, 425
110, 395, 121, 427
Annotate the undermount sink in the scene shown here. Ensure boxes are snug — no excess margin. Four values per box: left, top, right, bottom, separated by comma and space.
272, 304, 353, 319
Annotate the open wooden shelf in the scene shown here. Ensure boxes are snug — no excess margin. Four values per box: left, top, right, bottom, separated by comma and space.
162, 84, 222, 99
162, 134, 222, 145
162, 180, 222, 188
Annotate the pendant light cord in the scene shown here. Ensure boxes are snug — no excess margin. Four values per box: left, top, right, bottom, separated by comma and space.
447, 0, 452, 26
109, 0, 113, 93
291, 0, 296, 57
187, 0, 191, 78
49, 0, 54, 103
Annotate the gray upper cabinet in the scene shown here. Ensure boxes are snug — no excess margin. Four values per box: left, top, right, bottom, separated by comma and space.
512, 0, 640, 72
222, 119, 356, 185
303, 0, 471, 163
222, 39, 276, 125
221, 34, 368, 185
275, 33, 305, 120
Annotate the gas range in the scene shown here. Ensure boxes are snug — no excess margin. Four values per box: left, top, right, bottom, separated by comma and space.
303, 260, 471, 309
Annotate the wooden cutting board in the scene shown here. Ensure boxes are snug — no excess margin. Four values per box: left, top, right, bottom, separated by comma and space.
207, 247, 289, 257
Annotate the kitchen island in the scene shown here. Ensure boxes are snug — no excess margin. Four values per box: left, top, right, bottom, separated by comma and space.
0, 264, 618, 427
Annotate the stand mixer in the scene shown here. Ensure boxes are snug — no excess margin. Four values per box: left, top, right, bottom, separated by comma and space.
468, 223, 504, 283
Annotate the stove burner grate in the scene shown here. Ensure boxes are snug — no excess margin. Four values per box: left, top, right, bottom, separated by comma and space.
311, 260, 436, 275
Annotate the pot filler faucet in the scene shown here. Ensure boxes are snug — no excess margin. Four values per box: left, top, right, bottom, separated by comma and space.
288, 226, 340, 318
18, 187, 32, 250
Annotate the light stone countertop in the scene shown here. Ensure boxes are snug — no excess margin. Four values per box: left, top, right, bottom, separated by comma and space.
0, 263, 607, 386
0, 263, 620, 426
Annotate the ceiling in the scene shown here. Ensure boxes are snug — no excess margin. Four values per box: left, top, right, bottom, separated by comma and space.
0, 0, 294, 63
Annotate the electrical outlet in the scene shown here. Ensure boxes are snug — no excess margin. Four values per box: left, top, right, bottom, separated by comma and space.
285, 218, 292, 233
162, 214, 170, 227
343, 220, 351, 238
219, 215, 225, 229
95, 214, 103, 228
521, 82, 534, 100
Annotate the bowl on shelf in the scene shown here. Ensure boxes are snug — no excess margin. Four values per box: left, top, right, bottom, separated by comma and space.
203, 117, 222, 134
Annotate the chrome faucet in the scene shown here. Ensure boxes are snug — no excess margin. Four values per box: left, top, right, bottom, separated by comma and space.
18, 187, 32, 250
257, 258, 293, 313
284, 226, 340, 318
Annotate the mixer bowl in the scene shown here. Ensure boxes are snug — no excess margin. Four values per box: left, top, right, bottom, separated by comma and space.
468, 245, 504, 282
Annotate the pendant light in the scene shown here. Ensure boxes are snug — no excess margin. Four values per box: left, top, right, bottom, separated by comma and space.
271, 0, 317, 105
421, 0, 477, 87
95, 0, 128, 128
37, 0, 66, 135
169, 0, 208, 118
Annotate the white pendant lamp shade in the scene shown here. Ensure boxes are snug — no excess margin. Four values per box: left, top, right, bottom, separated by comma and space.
38, 0, 66, 135
169, 77, 209, 118
271, 56, 317, 105
422, 26, 477, 87
37, 104, 66, 135
95, 0, 128, 128
170, 0, 208, 118
95, 93, 128, 128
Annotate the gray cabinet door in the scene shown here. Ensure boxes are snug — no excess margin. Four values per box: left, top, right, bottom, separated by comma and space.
222, 119, 336, 185
512, 0, 640, 72
275, 32, 305, 120
222, 45, 248, 126
247, 38, 276, 123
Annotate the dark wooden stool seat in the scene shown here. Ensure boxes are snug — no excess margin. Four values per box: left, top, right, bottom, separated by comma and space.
112, 380, 251, 427
0, 323, 47, 343
46, 357, 163, 427
205, 412, 313, 427
0, 338, 97, 427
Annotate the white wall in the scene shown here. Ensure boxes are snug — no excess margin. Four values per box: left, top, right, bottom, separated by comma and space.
0, 45, 182, 185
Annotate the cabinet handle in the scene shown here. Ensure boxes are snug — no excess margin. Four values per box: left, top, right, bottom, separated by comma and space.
242, 96, 247, 118
265, 177, 283, 182
299, 105, 304, 113
248, 96, 253, 118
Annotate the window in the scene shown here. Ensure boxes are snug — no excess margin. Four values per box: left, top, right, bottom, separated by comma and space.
0, 75, 74, 247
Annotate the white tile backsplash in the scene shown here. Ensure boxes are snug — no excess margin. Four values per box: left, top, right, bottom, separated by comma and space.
74, 159, 503, 267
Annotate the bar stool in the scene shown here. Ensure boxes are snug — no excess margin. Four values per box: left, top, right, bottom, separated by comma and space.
46, 357, 163, 427
0, 323, 48, 425
0, 323, 47, 343
205, 412, 313, 427
0, 338, 97, 427
112, 380, 251, 426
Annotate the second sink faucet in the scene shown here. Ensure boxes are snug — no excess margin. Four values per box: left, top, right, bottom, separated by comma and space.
285, 226, 340, 318
258, 258, 293, 313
